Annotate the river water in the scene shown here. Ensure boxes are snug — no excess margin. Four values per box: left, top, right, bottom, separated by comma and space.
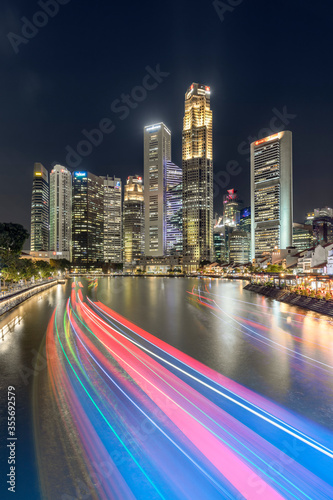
0, 278, 332, 499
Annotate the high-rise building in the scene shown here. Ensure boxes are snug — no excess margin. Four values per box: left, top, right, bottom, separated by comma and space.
239, 207, 251, 233
49, 164, 72, 261
223, 189, 240, 227
229, 230, 251, 265
72, 171, 104, 268
123, 175, 145, 268
166, 163, 182, 255
293, 223, 313, 251
101, 176, 122, 264
182, 83, 213, 269
250, 131, 293, 260
144, 122, 171, 256
31, 163, 49, 252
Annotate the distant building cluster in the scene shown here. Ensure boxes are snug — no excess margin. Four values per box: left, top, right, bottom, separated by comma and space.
30, 83, 332, 273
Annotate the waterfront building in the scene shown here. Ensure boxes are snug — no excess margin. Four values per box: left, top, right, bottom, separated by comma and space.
223, 189, 240, 227
313, 207, 333, 245
123, 175, 145, 269
72, 171, 104, 268
100, 176, 122, 264
239, 207, 251, 233
49, 164, 72, 261
182, 83, 214, 270
166, 171, 182, 255
144, 122, 171, 256
229, 230, 251, 265
30, 163, 49, 252
250, 131, 293, 260
293, 223, 313, 251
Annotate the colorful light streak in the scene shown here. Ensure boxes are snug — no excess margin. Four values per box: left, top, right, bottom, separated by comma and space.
42, 283, 333, 499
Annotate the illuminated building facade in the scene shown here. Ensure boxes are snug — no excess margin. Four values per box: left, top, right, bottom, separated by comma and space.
166, 164, 182, 255
223, 189, 240, 227
239, 207, 251, 233
229, 230, 251, 265
49, 164, 72, 261
123, 175, 145, 268
250, 131, 293, 260
293, 223, 313, 251
101, 176, 122, 264
144, 122, 171, 256
313, 207, 333, 245
31, 163, 49, 252
182, 83, 214, 269
72, 171, 104, 268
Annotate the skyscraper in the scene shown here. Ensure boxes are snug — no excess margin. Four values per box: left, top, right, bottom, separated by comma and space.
72, 171, 104, 268
182, 83, 213, 269
50, 164, 72, 261
144, 122, 171, 256
223, 189, 240, 227
166, 162, 182, 255
101, 176, 122, 264
229, 230, 251, 265
250, 131, 293, 260
123, 175, 145, 268
31, 163, 49, 252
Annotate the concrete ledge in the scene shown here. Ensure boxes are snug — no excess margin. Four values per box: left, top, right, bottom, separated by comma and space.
244, 284, 333, 317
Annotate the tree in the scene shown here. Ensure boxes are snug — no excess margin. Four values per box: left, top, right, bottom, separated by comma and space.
50, 259, 71, 272
266, 264, 284, 273
0, 223, 29, 267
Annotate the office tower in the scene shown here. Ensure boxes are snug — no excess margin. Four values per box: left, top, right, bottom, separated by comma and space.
229, 230, 251, 265
223, 189, 240, 227
72, 171, 104, 268
239, 207, 251, 233
182, 83, 213, 269
313, 207, 333, 245
293, 223, 313, 251
31, 163, 49, 252
49, 164, 72, 261
166, 163, 182, 255
250, 131, 293, 260
123, 175, 145, 268
100, 176, 122, 264
144, 122, 171, 256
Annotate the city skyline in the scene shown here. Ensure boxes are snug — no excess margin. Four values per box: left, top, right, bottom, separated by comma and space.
1, 1, 332, 233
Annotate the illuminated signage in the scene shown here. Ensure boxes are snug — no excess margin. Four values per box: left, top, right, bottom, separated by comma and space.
115, 181, 121, 188
34, 172, 42, 176
146, 125, 161, 132
74, 171, 87, 177
205, 86, 211, 92
254, 133, 281, 146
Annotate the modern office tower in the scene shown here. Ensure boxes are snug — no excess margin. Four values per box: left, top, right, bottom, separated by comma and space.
166, 163, 182, 255
313, 207, 333, 245
223, 189, 240, 227
72, 171, 104, 268
293, 223, 313, 251
123, 175, 145, 268
144, 122, 171, 256
305, 212, 314, 226
182, 83, 214, 269
100, 176, 122, 264
229, 230, 251, 265
239, 207, 251, 233
31, 163, 49, 252
250, 131, 293, 260
49, 164, 72, 261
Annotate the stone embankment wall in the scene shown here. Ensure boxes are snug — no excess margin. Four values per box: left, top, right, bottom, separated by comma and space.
244, 284, 333, 317
0, 280, 58, 316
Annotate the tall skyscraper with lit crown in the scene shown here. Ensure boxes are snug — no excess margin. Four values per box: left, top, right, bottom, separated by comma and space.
31, 163, 49, 252
182, 83, 214, 270
123, 175, 145, 268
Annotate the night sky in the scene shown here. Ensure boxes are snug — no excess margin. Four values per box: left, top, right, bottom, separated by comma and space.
1, 0, 332, 238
